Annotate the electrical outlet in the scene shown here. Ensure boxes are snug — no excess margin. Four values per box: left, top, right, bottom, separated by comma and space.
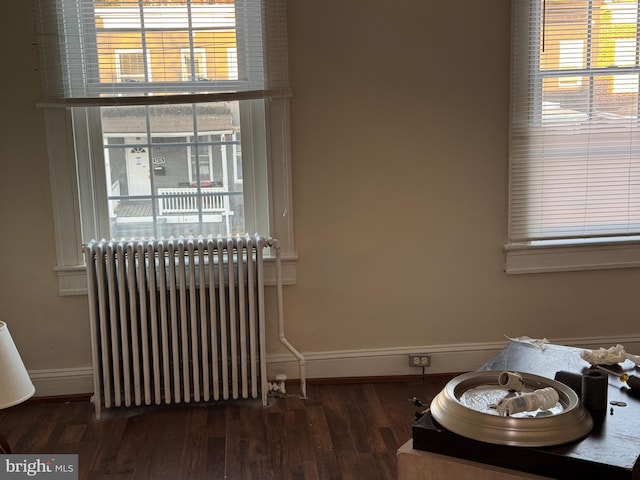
408, 354, 431, 368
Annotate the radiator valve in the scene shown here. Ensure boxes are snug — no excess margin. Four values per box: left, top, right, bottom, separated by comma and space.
268, 373, 288, 397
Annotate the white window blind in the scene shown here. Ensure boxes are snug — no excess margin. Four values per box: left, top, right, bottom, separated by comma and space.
33, 0, 290, 106
510, 0, 640, 244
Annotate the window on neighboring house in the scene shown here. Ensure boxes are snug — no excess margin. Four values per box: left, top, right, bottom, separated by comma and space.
181, 48, 207, 81
115, 49, 148, 82
506, 0, 640, 274
227, 47, 239, 80
558, 39, 583, 88
613, 39, 638, 94
33, 0, 296, 294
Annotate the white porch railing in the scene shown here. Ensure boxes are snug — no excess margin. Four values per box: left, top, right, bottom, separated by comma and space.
109, 180, 121, 218
157, 187, 232, 233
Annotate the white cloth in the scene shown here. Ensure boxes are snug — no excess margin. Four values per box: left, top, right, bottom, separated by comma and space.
580, 344, 640, 366
505, 335, 550, 350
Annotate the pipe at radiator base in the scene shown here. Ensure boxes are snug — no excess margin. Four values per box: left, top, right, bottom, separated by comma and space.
268, 238, 307, 399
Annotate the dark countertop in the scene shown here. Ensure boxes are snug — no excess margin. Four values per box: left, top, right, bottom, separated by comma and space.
413, 341, 640, 480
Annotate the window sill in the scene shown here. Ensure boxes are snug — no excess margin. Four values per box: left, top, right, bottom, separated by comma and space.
54, 254, 298, 296
504, 239, 640, 274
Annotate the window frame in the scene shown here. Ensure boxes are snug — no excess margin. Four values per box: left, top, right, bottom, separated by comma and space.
505, 0, 640, 275
47, 97, 297, 295
115, 49, 150, 83
41, 0, 297, 294
181, 47, 207, 81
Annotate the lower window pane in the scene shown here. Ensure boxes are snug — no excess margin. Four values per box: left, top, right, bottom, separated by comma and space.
103, 102, 244, 239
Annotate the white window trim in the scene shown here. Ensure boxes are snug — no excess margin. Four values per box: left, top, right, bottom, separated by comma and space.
38, 0, 296, 294
557, 39, 583, 88
45, 97, 297, 296
180, 47, 207, 81
504, 239, 640, 275
613, 39, 639, 94
227, 47, 238, 81
115, 49, 151, 83
506, 0, 640, 275
233, 132, 243, 184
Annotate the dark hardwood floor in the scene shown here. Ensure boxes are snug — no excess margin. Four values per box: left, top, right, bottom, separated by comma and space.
0, 375, 456, 480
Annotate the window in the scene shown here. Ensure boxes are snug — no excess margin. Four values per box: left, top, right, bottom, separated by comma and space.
34, 0, 296, 294
181, 48, 207, 81
613, 39, 639, 93
115, 49, 148, 82
506, 0, 640, 274
558, 39, 583, 88
233, 136, 243, 184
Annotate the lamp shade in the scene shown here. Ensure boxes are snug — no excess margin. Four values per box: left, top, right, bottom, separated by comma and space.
0, 321, 35, 409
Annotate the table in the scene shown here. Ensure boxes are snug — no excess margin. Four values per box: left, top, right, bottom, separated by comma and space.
409, 341, 640, 480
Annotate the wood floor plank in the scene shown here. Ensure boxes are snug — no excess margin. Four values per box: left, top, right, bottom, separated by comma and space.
265, 410, 288, 480
344, 385, 388, 454
13, 403, 67, 453
60, 424, 88, 444
140, 408, 189, 480
224, 403, 273, 480
361, 384, 391, 428
378, 426, 399, 453
282, 386, 309, 411
372, 378, 451, 447
88, 414, 130, 478
284, 408, 319, 480
69, 404, 108, 480
178, 407, 209, 480
39, 402, 100, 480
93, 471, 134, 480
305, 405, 341, 480
335, 452, 387, 480
373, 451, 397, 480
222, 404, 246, 480
205, 435, 226, 479
3, 403, 43, 452
204, 405, 227, 478
205, 403, 228, 437
114, 411, 153, 477
318, 385, 359, 456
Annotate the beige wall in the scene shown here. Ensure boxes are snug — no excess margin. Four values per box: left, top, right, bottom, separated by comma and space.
2, 0, 639, 377
0, 1, 94, 369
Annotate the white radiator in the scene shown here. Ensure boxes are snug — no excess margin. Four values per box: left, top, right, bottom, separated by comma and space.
83, 234, 302, 419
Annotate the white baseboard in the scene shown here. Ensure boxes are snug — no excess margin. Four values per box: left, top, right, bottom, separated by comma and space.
28, 335, 640, 397
29, 367, 94, 398
268, 335, 640, 381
